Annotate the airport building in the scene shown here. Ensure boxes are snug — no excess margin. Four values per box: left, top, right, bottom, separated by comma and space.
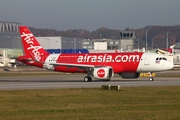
0, 22, 136, 56
1, 21, 180, 66
0, 21, 136, 66
36, 37, 82, 49
0, 21, 21, 49
36, 31, 135, 52
82, 31, 135, 52
0, 21, 22, 66
0, 21, 22, 59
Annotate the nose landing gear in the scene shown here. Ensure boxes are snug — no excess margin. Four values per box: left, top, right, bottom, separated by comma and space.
148, 72, 154, 81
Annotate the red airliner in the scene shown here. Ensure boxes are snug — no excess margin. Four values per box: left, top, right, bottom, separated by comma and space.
17, 26, 173, 81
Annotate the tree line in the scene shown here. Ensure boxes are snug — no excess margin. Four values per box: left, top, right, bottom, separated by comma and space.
29, 25, 180, 49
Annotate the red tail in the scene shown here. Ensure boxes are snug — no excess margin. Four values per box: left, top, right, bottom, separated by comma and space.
19, 26, 49, 62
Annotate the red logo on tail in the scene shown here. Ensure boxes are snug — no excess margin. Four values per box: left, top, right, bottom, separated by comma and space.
21, 32, 43, 61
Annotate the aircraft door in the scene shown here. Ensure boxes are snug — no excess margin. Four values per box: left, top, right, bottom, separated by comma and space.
144, 54, 150, 65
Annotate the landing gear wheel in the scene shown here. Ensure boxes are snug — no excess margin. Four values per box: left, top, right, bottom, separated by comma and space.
149, 77, 154, 81
84, 76, 92, 82
148, 72, 154, 81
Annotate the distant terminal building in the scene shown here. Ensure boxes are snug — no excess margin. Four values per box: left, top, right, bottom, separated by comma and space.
0, 21, 22, 66
36, 37, 88, 54
82, 31, 135, 52
38, 31, 135, 52
0, 21, 21, 49
0, 21, 22, 58
36, 37, 82, 49
0, 21, 88, 56
0, 21, 135, 56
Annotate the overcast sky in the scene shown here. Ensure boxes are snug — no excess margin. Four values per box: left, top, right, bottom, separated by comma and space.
0, 0, 179, 31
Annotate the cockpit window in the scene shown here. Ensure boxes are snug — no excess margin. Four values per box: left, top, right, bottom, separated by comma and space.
156, 57, 167, 61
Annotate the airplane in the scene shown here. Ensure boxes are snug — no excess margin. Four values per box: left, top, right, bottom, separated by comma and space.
17, 26, 174, 82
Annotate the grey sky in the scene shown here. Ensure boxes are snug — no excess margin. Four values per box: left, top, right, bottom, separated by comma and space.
0, 0, 179, 31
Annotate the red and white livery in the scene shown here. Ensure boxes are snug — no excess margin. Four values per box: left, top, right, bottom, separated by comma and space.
17, 26, 174, 81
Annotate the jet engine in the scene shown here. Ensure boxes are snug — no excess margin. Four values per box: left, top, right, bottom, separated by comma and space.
119, 72, 140, 79
93, 67, 114, 80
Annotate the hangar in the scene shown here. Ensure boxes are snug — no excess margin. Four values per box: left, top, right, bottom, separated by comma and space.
0, 21, 22, 59
0, 21, 21, 49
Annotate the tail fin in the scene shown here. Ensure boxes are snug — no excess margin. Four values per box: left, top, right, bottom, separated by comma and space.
19, 26, 49, 62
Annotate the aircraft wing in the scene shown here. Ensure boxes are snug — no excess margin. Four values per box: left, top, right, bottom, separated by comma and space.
49, 62, 95, 69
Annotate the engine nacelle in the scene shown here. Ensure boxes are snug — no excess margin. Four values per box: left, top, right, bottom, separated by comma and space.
119, 72, 140, 79
93, 67, 114, 80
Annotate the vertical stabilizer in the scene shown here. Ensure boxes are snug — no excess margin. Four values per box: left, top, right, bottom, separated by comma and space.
19, 26, 49, 62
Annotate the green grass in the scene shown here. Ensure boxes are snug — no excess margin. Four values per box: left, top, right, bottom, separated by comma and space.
0, 86, 180, 120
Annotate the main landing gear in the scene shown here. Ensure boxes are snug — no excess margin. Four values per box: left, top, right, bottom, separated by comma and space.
84, 76, 92, 82
84, 69, 93, 82
148, 72, 154, 81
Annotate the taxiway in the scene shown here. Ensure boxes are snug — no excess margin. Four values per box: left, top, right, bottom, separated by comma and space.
0, 74, 179, 90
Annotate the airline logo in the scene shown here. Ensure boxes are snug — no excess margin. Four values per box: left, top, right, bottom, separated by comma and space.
97, 69, 105, 78
21, 32, 43, 61
77, 54, 140, 63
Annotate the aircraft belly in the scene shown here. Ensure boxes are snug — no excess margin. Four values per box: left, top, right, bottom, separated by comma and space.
54, 66, 86, 73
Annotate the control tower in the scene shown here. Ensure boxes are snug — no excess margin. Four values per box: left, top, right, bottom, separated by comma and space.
119, 31, 135, 51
